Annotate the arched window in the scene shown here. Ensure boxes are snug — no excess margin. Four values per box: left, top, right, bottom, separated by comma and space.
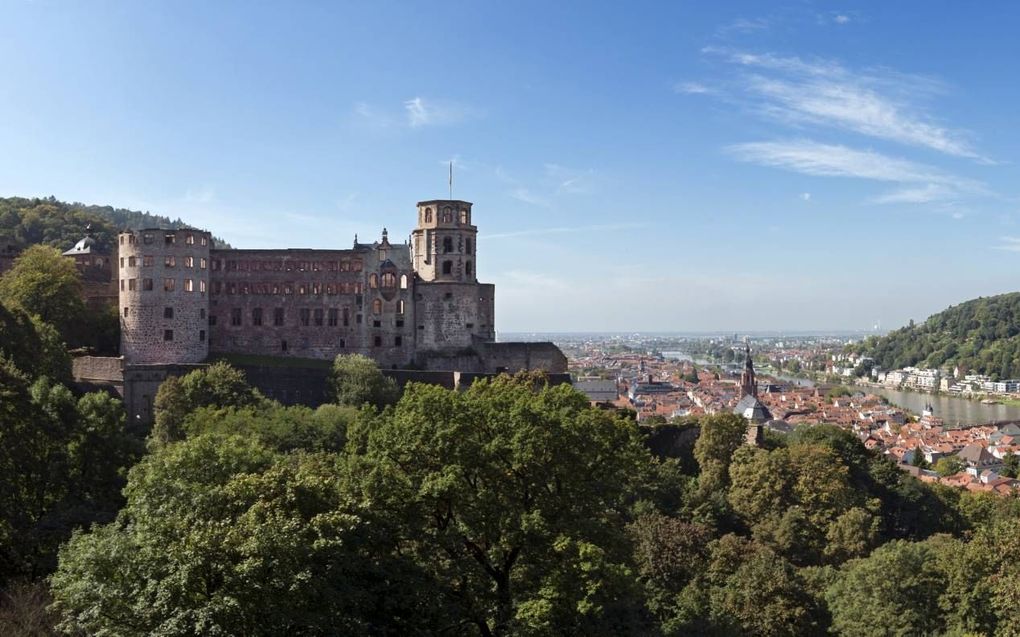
369, 273, 378, 288
443, 237, 453, 253
465, 261, 473, 276
424, 208, 432, 223
372, 299, 382, 315
459, 209, 468, 224
397, 300, 405, 314
442, 260, 453, 275
399, 274, 408, 289
465, 238, 472, 255
381, 272, 396, 288
442, 207, 453, 223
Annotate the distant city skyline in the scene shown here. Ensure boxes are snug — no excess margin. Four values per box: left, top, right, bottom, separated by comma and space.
3, 1, 1020, 332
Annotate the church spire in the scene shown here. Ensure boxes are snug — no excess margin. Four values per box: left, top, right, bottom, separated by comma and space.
740, 343, 757, 399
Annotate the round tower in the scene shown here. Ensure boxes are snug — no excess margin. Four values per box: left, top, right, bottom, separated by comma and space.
410, 200, 477, 282
119, 228, 212, 364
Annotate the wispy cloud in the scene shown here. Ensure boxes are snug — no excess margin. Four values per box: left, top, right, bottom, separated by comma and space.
484, 222, 647, 240
404, 97, 475, 127
705, 48, 986, 161
726, 140, 985, 203
716, 17, 771, 36
545, 163, 595, 194
994, 236, 1020, 252
674, 81, 714, 95
509, 188, 551, 208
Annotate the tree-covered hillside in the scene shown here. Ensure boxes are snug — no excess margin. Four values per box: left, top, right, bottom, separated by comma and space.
853, 292, 1020, 379
0, 196, 230, 253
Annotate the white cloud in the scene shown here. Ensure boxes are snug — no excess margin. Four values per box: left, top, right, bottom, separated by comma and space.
727, 140, 986, 203
800, 192, 811, 201
994, 237, 1020, 252
544, 163, 595, 194
404, 97, 474, 127
674, 81, 713, 95
704, 48, 986, 161
716, 17, 771, 36
834, 14, 851, 24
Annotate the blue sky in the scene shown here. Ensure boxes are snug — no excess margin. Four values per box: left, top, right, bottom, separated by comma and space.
3, 1, 1020, 333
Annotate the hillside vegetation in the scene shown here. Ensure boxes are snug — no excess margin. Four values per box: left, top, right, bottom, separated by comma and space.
0, 195, 229, 252
853, 292, 1020, 378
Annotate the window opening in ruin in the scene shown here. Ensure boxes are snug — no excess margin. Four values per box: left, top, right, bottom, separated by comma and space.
314, 308, 324, 326
300, 308, 311, 326
184, 279, 194, 292
369, 274, 378, 288
184, 256, 194, 268
209, 315, 217, 326
165, 233, 175, 245
328, 308, 338, 326
373, 320, 381, 328
200, 280, 206, 293
281, 340, 288, 352
200, 308, 206, 319
143, 278, 153, 291
372, 299, 382, 314
231, 308, 242, 326
128, 256, 136, 267
442, 261, 452, 275
339, 338, 346, 348
443, 237, 453, 253
123, 307, 129, 317
373, 335, 382, 347
466, 323, 474, 329
274, 308, 285, 326
199, 330, 205, 341
343, 308, 350, 326
465, 261, 473, 276
465, 238, 472, 254
164, 329, 173, 341
165, 256, 176, 267
425, 207, 432, 223
400, 274, 408, 289
128, 279, 136, 291
143, 234, 153, 245
397, 300, 404, 314
164, 307, 173, 319
252, 308, 263, 326
395, 336, 402, 346
185, 234, 194, 245
164, 278, 175, 292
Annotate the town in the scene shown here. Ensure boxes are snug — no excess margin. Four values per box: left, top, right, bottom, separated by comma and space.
564, 334, 1020, 495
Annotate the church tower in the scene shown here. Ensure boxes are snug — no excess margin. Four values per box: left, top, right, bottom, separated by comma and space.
739, 343, 757, 398
410, 200, 477, 282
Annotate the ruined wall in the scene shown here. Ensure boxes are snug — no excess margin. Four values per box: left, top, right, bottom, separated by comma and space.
413, 281, 495, 354
119, 229, 211, 364
207, 240, 415, 367
474, 341, 568, 374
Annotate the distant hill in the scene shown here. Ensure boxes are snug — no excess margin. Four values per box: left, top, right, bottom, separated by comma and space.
0, 195, 230, 253
852, 292, 1020, 379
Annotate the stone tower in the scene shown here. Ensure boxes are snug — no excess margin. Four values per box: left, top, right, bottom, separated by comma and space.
739, 343, 757, 398
411, 200, 477, 283
119, 228, 212, 364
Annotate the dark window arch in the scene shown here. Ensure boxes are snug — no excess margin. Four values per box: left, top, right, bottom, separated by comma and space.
443, 236, 453, 253
442, 260, 453, 275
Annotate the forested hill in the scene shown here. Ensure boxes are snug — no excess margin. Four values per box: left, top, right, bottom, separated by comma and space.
852, 292, 1020, 379
0, 195, 230, 252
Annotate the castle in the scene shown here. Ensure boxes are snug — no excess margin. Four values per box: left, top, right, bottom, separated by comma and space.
71, 198, 567, 425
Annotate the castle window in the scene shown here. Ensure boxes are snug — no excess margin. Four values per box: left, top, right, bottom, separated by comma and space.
123, 307, 129, 317
465, 261, 473, 276
396, 319, 404, 328
185, 234, 194, 245
354, 283, 362, 294
339, 338, 346, 348
128, 256, 136, 267
212, 259, 221, 271
284, 284, 293, 294
213, 282, 222, 294
209, 315, 217, 326
340, 259, 349, 272
274, 308, 285, 326
200, 236, 207, 246
373, 319, 381, 328
373, 336, 382, 347
143, 255, 154, 267
352, 259, 363, 272
281, 340, 288, 352
231, 308, 242, 326
442, 260, 452, 275
165, 256, 176, 268
129, 235, 135, 245
142, 278, 153, 291
313, 283, 322, 295
466, 323, 474, 329
184, 279, 194, 292
298, 284, 307, 295
128, 279, 136, 291
442, 207, 452, 223
119, 236, 124, 245
400, 274, 408, 289
185, 256, 194, 268
164, 307, 173, 319
372, 299, 382, 315
143, 233, 153, 245
343, 308, 350, 326
326, 284, 336, 295
356, 314, 362, 324
444, 292, 452, 299
397, 300, 405, 314
381, 273, 396, 288
164, 329, 174, 341
465, 239, 472, 255
227, 260, 237, 271
369, 274, 378, 289
227, 283, 236, 295
327, 308, 338, 326
200, 280, 206, 293
200, 308, 206, 319
425, 207, 432, 223
199, 330, 205, 342
164, 278, 175, 292
165, 233, 175, 245
460, 210, 468, 224
395, 336, 402, 346
314, 308, 324, 326
443, 237, 453, 253
252, 308, 263, 326
300, 308, 311, 326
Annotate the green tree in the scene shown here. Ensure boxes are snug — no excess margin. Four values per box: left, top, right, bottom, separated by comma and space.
0, 245, 84, 345
1001, 453, 1019, 478
345, 376, 654, 636
934, 456, 965, 477
330, 353, 399, 409
0, 301, 71, 383
825, 540, 944, 636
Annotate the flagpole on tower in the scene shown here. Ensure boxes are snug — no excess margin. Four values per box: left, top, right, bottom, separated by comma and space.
449, 161, 453, 199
